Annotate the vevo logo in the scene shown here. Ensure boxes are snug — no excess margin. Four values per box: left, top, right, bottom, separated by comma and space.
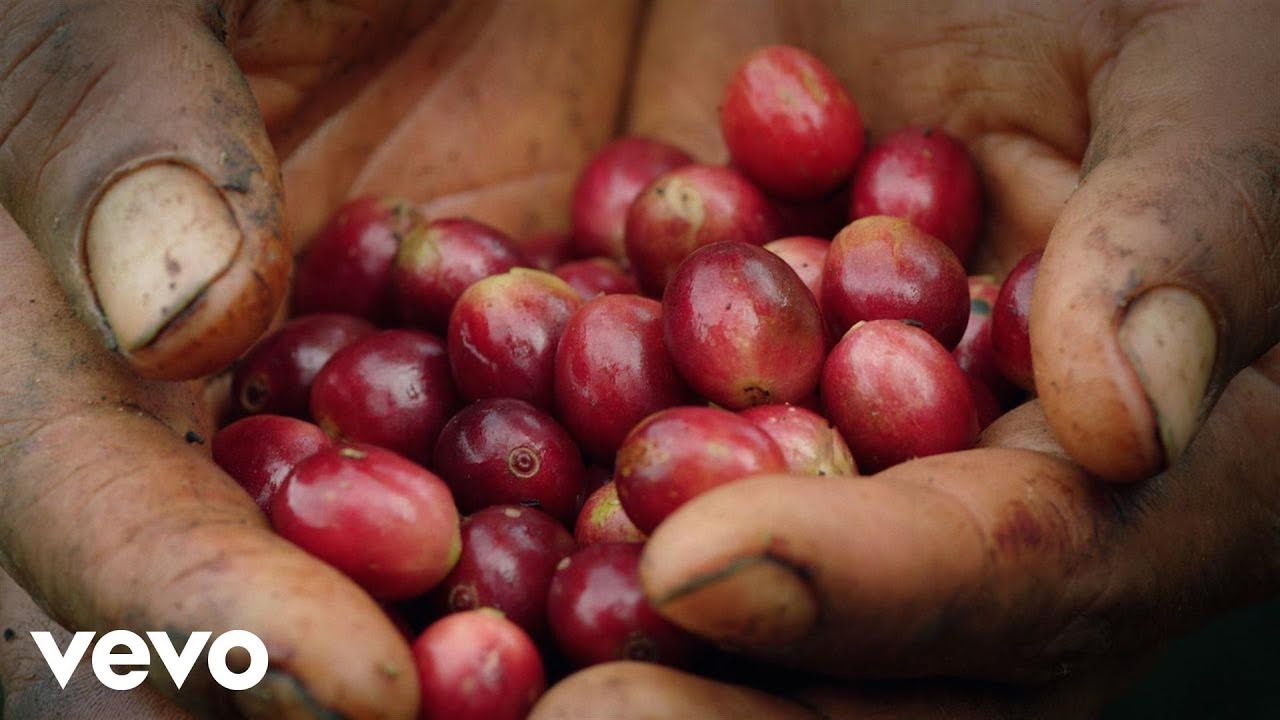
31, 630, 268, 691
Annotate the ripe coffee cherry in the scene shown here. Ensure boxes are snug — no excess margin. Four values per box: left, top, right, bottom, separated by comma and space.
764, 235, 830, 305
292, 196, 420, 322
571, 136, 693, 263
574, 482, 646, 546
516, 230, 573, 271
555, 294, 689, 462
615, 406, 786, 534
272, 444, 460, 601
547, 543, 699, 669
822, 319, 978, 473
447, 268, 582, 411
413, 608, 546, 720
663, 242, 826, 409
392, 217, 524, 333
739, 404, 857, 477
721, 45, 864, 199
625, 164, 780, 296
433, 398, 586, 524
309, 329, 456, 464
992, 250, 1043, 391
851, 126, 982, 263
212, 415, 330, 513
429, 505, 576, 640
823, 216, 969, 349
553, 257, 640, 299
232, 313, 375, 419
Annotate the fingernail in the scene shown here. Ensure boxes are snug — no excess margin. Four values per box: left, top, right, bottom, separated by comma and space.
233, 670, 343, 720
87, 164, 241, 351
651, 553, 818, 649
1119, 286, 1216, 469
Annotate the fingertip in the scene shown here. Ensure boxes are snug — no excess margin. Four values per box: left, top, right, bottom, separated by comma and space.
1031, 232, 1161, 482
649, 553, 819, 651
638, 474, 831, 653
1032, 166, 1224, 482
530, 662, 814, 720
87, 163, 290, 380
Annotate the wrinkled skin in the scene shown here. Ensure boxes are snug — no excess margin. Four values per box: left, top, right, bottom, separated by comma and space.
1, 1, 1278, 718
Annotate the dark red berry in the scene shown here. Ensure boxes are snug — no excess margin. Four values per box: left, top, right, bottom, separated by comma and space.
433, 398, 586, 524
413, 608, 545, 720
232, 313, 376, 418
309, 329, 456, 463
292, 196, 420, 322
271, 444, 460, 601
429, 505, 576, 641
547, 543, 699, 669
212, 415, 330, 513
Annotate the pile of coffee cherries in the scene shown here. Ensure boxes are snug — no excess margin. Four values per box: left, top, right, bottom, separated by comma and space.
212, 45, 1041, 719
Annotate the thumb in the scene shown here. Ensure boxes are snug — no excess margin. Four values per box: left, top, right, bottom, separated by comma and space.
1033, 1, 1280, 481
0, 0, 289, 380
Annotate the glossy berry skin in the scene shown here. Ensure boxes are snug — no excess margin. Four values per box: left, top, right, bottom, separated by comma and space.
271, 444, 461, 601
954, 275, 1022, 406
663, 242, 825, 409
212, 415, 330, 513
625, 164, 780, 297
822, 320, 979, 473
547, 543, 699, 669
614, 406, 787, 534
720, 45, 864, 200
292, 196, 420, 322
851, 127, 982, 263
413, 608, 546, 720
764, 236, 830, 305
309, 330, 456, 463
430, 505, 576, 641
574, 482, 646, 546
739, 404, 857, 477
571, 136, 694, 263
822, 216, 969, 349
433, 398, 586, 524
447, 268, 583, 410
555, 294, 689, 462
232, 313, 376, 418
392, 217, 525, 333
553, 257, 640, 299
992, 250, 1043, 392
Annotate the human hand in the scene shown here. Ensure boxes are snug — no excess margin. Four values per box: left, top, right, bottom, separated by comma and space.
532, 0, 1280, 716
0, 1, 636, 717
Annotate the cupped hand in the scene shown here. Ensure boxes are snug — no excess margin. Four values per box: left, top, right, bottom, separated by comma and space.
0, 1, 635, 717
535, 0, 1280, 717
532, 352, 1280, 718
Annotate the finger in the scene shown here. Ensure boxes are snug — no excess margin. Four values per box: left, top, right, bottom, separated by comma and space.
0, 213, 415, 717
529, 662, 816, 720
0, 0, 290, 379
0, 569, 191, 719
1033, 1, 1280, 480
638, 344, 1280, 680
